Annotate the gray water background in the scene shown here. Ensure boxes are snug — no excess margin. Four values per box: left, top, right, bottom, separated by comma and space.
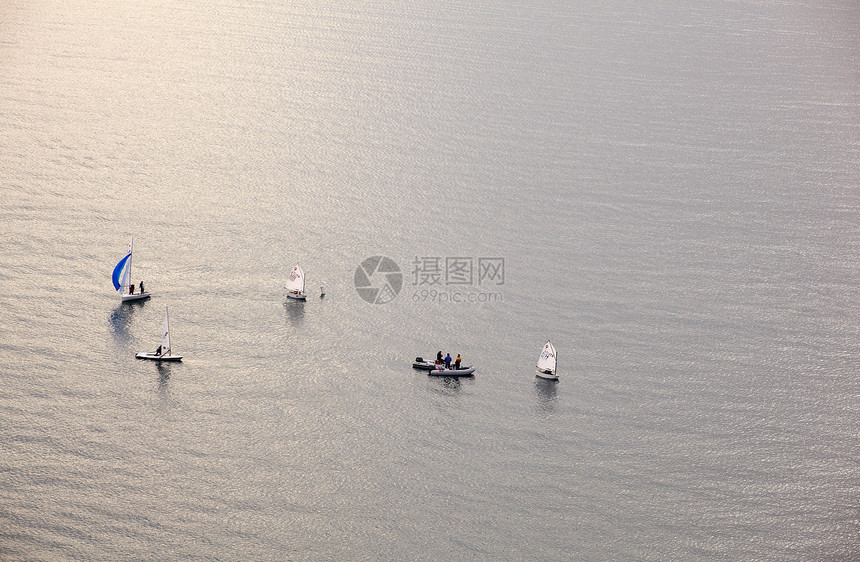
1, 1, 858, 559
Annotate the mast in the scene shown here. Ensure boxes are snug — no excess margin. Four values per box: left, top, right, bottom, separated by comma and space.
163, 306, 171, 355
126, 238, 133, 293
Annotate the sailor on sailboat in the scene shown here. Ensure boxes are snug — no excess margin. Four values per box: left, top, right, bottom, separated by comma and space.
536, 340, 558, 380
285, 264, 307, 300
112, 238, 150, 302
136, 307, 183, 362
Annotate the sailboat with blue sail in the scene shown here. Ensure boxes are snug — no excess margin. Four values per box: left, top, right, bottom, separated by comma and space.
112, 238, 150, 302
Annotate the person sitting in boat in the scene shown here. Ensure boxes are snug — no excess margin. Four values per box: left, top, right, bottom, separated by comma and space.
436, 351, 443, 365
444, 353, 452, 369
129, 283, 135, 294
155, 345, 162, 355
455, 354, 461, 369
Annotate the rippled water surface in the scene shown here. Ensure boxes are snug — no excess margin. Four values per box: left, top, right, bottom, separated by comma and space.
1, 1, 858, 559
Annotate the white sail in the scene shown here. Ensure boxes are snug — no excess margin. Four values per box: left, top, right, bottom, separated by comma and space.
161, 308, 171, 355
537, 340, 556, 374
286, 265, 305, 293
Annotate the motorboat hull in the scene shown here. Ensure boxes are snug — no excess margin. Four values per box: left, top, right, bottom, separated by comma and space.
428, 366, 475, 376
412, 360, 440, 370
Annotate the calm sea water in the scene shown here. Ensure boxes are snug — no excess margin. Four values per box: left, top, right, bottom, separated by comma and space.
1, 1, 858, 559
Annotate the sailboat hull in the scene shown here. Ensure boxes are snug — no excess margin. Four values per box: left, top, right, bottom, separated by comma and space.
536, 369, 558, 380
286, 292, 306, 300
121, 291, 151, 302
136, 352, 182, 362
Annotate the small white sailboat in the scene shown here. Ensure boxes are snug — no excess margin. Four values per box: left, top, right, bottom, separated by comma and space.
112, 238, 150, 302
286, 264, 307, 300
536, 340, 558, 380
136, 307, 183, 362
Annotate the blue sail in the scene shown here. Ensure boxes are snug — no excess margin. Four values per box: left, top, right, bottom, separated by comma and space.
112, 253, 131, 291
